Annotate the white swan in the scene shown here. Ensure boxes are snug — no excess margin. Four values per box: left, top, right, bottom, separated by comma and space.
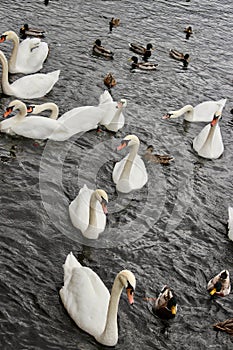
0, 100, 68, 139
0, 50, 60, 99
163, 98, 227, 122
193, 111, 224, 159
113, 134, 148, 193
0, 30, 49, 74
59, 252, 136, 346
69, 185, 108, 239
228, 207, 233, 241
98, 90, 127, 132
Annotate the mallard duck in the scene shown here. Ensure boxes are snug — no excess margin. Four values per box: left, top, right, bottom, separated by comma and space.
207, 270, 231, 297
130, 56, 158, 71
213, 318, 233, 336
169, 49, 190, 67
129, 43, 154, 61
19, 23, 45, 40
184, 26, 193, 35
103, 73, 116, 88
143, 145, 174, 164
93, 39, 114, 59
109, 18, 120, 32
152, 285, 177, 319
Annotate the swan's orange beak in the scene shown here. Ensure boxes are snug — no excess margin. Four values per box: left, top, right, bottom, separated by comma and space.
101, 202, 108, 215
162, 113, 171, 119
117, 141, 127, 151
3, 106, 14, 118
0, 35, 7, 43
27, 106, 34, 114
126, 288, 134, 305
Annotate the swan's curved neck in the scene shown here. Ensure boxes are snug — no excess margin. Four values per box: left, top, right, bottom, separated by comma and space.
96, 275, 123, 346
33, 103, 59, 120
121, 143, 139, 180
0, 53, 11, 95
172, 105, 194, 119
89, 192, 99, 227
8, 34, 19, 69
15, 104, 27, 122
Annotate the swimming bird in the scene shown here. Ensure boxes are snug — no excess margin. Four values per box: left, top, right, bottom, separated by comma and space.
93, 39, 114, 59
113, 134, 148, 193
162, 98, 227, 122
0, 50, 59, 99
213, 318, 233, 336
152, 285, 177, 319
143, 145, 174, 164
98, 90, 127, 132
59, 252, 136, 346
169, 49, 190, 67
228, 207, 233, 241
130, 56, 158, 71
207, 270, 231, 297
184, 26, 193, 39
19, 23, 45, 39
104, 72, 116, 89
129, 43, 154, 61
193, 111, 224, 159
109, 18, 120, 32
0, 30, 49, 74
69, 185, 108, 239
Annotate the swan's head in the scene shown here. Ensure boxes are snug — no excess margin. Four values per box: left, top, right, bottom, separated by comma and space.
95, 189, 108, 215
158, 285, 177, 315
117, 99, 127, 109
210, 111, 221, 127
118, 270, 136, 305
0, 31, 16, 42
117, 134, 140, 151
95, 39, 101, 46
3, 100, 25, 118
162, 110, 179, 119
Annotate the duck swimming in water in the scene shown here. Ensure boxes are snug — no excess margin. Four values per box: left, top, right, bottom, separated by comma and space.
169, 49, 190, 67
129, 43, 154, 61
143, 145, 174, 165
93, 39, 114, 59
213, 318, 233, 336
109, 18, 120, 32
103, 72, 116, 89
19, 23, 45, 39
207, 270, 231, 297
130, 56, 158, 71
152, 285, 177, 319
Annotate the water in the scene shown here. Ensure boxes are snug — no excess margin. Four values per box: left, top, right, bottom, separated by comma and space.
0, 0, 233, 349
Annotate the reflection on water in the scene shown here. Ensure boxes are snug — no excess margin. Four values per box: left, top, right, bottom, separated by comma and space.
0, 0, 233, 349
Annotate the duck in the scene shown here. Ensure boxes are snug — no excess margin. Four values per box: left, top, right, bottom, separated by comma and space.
112, 134, 148, 193
193, 111, 224, 159
143, 145, 174, 165
130, 56, 158, 71
184, 26, 193, 39
104, 72, 117, 89
0, 50, 60, 99
109, 18, 120, 32
19, 23, 45, 39
129, 43, 154, 61
0, 30, 49, 74
152, 285, 177, 319
228, 207, 233, 241
93, 39, 114, 59
207, 270, 231, 297
213, 318, 233, 336
0, 145, 17, 163
59, 252, 136, 346
69, 185, 108, 240
169, 49, 190, 67
98, 90, 127, 132
162, 98, 227, 122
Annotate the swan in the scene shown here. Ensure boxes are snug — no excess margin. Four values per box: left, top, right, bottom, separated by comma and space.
0, 50, 60, 99
0, 30, 49, 74
69, 185, 108, 239
59, 252, 136, 346
152, 285, 177, 319
207, 270, 231, 297
26, 102, 59, 120
193, 111, 224, 159
162, 98, 227, 122
1, 100, 68, 139
98, 90, 127, 132
228, 207, 233, 241
113, 134, 148, 193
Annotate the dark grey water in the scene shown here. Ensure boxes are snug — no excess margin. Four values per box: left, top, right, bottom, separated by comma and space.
0, 0, 233, 349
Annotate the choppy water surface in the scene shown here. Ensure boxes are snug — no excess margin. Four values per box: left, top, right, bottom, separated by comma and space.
0, 1, 233, 349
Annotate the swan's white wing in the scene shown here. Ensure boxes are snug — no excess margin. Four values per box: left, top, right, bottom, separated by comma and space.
228, 207, 233, 241
103, 111, 125, 132
60, 254, 110, 338
99, 102, 118, 125
10, 70, 60, 99
99, 90, 113, 105
11, 117, 58, 139
69, 185, 93, 234
193, 124, 210, 152
0, 116, 19, 135
57, 106, 103, 133
192, 99, 227, 122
